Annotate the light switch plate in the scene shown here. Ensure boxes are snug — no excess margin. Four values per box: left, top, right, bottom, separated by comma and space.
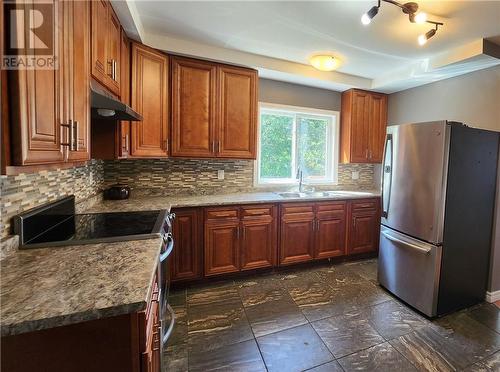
217, 170, 225, 180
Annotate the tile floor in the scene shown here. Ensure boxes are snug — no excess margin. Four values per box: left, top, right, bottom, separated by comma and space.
164, 259, 500, 372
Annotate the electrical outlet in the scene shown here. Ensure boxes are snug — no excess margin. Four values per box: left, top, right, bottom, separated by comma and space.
352, 171, 360, 180
217, 170, 225, 180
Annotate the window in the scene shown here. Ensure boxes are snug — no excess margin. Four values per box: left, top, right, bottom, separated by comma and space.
257, 103, 339, 185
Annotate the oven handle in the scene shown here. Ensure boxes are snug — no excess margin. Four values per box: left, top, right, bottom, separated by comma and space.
160, 233, 174, 263
162, 304, 176, 346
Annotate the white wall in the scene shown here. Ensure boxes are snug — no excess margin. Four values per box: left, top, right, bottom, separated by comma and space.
387, 65, 500, 293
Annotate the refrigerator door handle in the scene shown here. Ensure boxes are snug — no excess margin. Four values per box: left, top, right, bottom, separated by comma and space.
381, 133, 393, 218
381, 230, 431, 254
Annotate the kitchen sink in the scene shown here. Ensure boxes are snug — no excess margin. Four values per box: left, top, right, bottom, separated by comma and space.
276, 190, 374, 199
277, 192, 308, 198
277, 191, 346, 198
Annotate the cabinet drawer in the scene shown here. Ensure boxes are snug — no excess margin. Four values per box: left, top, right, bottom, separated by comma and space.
351, 199, 379, 211
281, 203, 314, 216
242, 205, 273, 218
316, 201, 346, 212
205, 208, 239, 220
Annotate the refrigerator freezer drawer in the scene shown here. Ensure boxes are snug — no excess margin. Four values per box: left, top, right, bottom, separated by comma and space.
378, 226, 442, 317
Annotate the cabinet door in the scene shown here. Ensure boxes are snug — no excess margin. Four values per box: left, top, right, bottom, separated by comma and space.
205, 221, 240, 276
315, 202, 347, 259
66, 0, 90, 162
350, 90, 370, 163
171, 57, 217, 158
348, 200, 380, 255
368, 93, 387, 163
241, 205, 276, 270
280, 204, 315, 265
171, 209, 202, 282
118, 29, 130, 158
130, 43, 168, 157
217, 66, 257, 159
10, 0, 65, 165
106, 6, 121, 95
91, 0, 109, 85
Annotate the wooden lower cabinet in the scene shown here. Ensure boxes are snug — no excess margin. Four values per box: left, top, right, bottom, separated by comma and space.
315, 202, 347, 259
280, 201, 348, 265
203, 205, 277, 277
1, 275, 160, 372
241, 205, 277, 270
348, 199, 381, 254
171, 208, 202, 282
280, 204, 315, 265
205, 219, 240, 276
172, 199, 379, 280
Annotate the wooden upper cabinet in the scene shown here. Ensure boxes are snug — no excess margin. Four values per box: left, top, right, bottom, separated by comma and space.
340, 89, 387, 163
217, 66, 257, 159
107, 7, 121, 93
118, 29, 130, 158
66, 0, 90, 162
9, 0, 90, 166
368, 93, 387, 163
91, 0, 109, 85
171, 57, 217, 158
130, 43, 169, 157
169, 59, 258, 160
91, 0, 121, 95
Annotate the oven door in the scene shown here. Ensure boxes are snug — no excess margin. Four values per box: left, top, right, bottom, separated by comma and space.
158, 232, 175, 362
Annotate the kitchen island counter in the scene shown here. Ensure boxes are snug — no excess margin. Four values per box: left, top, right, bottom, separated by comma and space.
0, 237, 161, 337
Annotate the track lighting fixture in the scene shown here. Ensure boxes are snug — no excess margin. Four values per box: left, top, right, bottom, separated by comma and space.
418, 24, 438, 45
361, 1, 380, 25
361, 0, 444, 45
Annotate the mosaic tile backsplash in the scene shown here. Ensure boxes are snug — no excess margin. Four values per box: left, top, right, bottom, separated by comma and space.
0, 160, 104, 238
1, 158, 375, 238
103, 159, 376, 195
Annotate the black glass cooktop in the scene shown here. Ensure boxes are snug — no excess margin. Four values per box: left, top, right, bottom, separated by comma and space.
13, 196, 167, 248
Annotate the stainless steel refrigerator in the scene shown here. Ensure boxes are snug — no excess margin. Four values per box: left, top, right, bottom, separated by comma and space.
378, 121, 499, 317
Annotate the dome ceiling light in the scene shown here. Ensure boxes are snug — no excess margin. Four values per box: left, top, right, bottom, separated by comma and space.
361, 0, 444, 46
309, 55, 339, 71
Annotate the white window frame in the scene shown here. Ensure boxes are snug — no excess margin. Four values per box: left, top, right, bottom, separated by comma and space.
255, 102, 340, 187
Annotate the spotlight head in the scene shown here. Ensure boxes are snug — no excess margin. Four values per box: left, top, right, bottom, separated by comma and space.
409, 11, 427, 24
418, 28, 436, 46
361, 5, 379, 25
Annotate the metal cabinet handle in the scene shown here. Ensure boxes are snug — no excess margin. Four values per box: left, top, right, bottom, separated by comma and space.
217, 141, 221, 153
124, 134, 129, 152
72, 120, 78, 151
161, 305, 176, 345
113, 60, 117, 81
60, 120, 73, 148
211, 141, 215, 153
108, 60, 113, 78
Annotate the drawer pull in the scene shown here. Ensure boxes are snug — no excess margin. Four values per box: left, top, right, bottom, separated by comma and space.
355, 203, 374, 208
382, 231, 431, 254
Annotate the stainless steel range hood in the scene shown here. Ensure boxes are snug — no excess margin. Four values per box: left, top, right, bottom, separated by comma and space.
90, 80, 142, 121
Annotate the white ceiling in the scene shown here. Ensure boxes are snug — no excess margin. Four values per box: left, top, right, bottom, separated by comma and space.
117, 0, 500, 92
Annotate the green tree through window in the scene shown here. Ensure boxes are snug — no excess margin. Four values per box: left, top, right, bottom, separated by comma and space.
258, 105, 337, 184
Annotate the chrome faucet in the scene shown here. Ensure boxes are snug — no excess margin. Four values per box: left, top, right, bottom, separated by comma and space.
296, 167, 304, 192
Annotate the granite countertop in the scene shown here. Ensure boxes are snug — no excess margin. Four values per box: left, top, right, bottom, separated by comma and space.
85, 190, 381, 213
0, 237, 162, 337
